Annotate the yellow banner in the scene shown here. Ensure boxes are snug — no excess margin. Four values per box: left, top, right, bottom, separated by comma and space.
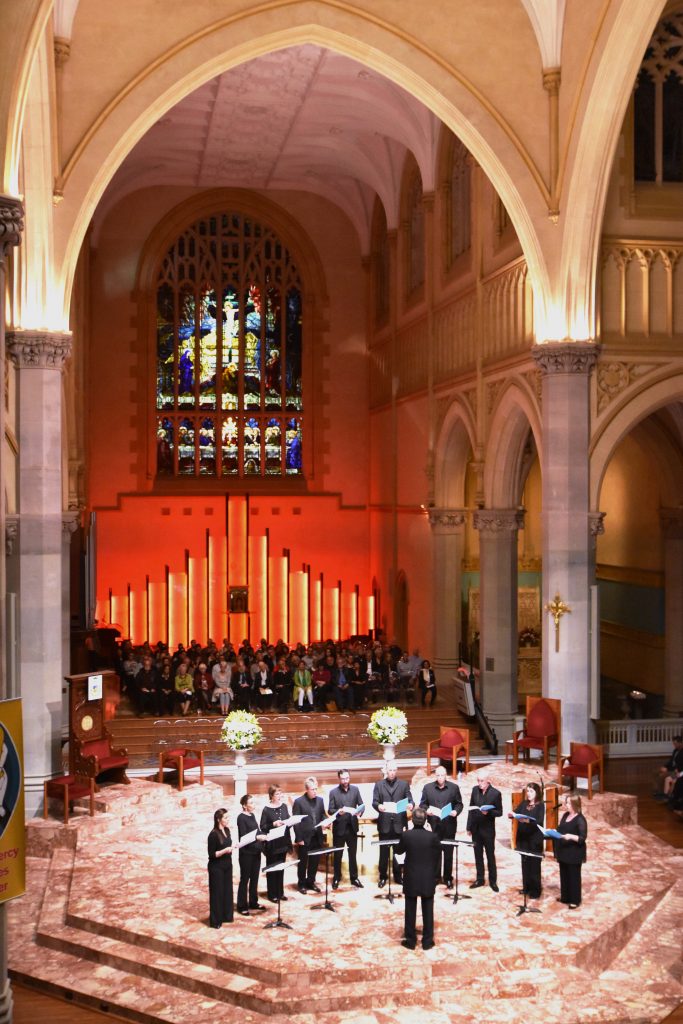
0, 699, 25, 904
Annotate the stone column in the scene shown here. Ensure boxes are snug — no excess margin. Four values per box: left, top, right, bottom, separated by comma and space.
62, 511, 80, 711
6, 329, 72, 816
533, 342, 600, 744
473, 508, 524, 742
661, 509, 683, 717
428, 509, 466, 675
0, 194, 23, 1024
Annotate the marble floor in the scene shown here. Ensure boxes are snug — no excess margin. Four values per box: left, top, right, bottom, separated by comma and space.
10, 763, 683, 1024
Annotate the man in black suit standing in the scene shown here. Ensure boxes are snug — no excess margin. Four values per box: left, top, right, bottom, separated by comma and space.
396, 807, 441, 950
466, 770, 503, 892
292, 776, 328, 893
420, 765, 463, 888
372, 761, 414, 886
328, 768, 364, 889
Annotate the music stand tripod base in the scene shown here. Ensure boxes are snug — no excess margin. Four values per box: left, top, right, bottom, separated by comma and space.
372, 839, 402, 904
441, 839, 473, 904
308, 845, 346, 913
263, 862, 294, 929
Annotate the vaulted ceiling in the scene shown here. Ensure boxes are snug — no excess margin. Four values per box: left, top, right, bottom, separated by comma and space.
99, 45, 442, 250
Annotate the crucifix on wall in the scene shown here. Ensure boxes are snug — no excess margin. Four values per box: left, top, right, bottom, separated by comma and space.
545, 593, 571, 652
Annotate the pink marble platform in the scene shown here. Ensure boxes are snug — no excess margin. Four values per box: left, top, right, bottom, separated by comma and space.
10, 768, 683, 1024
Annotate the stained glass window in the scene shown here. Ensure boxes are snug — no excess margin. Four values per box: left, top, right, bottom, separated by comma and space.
406, 166, 425, 294
447, 136, 471, 266
155, 212, 304, 478
634, 13, 683, 183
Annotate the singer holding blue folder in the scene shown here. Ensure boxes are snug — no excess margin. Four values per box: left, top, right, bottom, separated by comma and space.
508, 782, 545, 899
420, 766, 463, 888
466, 770, 503, 892
372, 761, 414, 886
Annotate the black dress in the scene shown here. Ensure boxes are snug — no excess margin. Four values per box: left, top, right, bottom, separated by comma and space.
259, 802, 290, 900
513, 798, 544, 898
236, 811, 263, 911
207, 827, 233, 927
554, 812, 587, 906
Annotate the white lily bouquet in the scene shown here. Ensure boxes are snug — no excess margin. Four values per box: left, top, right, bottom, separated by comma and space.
367, 706, 408, 745
220, 710, 263, 751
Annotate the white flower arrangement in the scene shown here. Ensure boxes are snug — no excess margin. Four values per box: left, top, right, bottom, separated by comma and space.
220, 710, 263, 751
367, 706, 408, 746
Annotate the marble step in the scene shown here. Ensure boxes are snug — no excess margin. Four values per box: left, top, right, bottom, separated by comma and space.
33, 850, 427, 1016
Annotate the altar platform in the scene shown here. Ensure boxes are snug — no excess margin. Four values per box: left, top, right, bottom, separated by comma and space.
10, 763, 683, 1024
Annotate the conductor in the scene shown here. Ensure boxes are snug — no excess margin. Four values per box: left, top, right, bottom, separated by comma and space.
396, 807, 441, 950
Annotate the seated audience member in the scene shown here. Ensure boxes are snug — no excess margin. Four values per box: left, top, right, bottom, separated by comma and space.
120, 651, 141, 703
312, 659, 332, 711
232, 658, 253, 710
175, 660, 195, 715
418, 659, 437, 707
194, 662, 214, 713
254, 660, 274, 711
396, 651, 416, 694
292, 662, 314, 712
156, 663, 175, 716
348, 658, 366, 708
332, 654, 355, 711
272, 658, 293, 712
212, 656, 234, 715
656, 735, 683, 799
135, 655, 159, 716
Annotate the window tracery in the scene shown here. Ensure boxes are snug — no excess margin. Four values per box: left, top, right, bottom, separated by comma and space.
406, 166, 425, 294
634, 12, 683, 183
447, 137, 471, 266
155, 212, 303, 478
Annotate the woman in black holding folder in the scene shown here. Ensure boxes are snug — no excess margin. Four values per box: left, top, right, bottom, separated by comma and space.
236, 793, 266, 915
259, 784, 291, 902
207, 807, 234, 927
554, 793, 587, 908
508, 782, 544, 899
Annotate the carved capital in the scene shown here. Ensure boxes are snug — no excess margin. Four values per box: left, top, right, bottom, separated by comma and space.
0, 195, 24, 260
532, 341, 600, 376
6, 330, 72, 371
54, 36, 71, 68
428, 508, 467, 530
473, 508, 525, 533
5, 515, 18, 556
62, 511, 81, 537
661, 508, 683, 540
589, 511, 606, 547
542, 67, 561, 95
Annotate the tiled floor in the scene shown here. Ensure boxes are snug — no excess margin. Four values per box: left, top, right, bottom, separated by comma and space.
10, 761, 683, 1024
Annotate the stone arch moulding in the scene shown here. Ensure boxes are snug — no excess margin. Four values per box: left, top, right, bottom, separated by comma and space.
590, 371, 683, 510
51, 6, 555, 331
433, 396, 477, 508
134, 188, 329, 491
483, 380, 542, 509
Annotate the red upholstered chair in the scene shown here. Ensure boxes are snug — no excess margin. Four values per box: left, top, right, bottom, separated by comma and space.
426, 726, 470, 775
158, 747, 205, 791
43, 775, 95, 824
512, 697, 561, 771
73, 729, 130, 789
561, 742, 604, 799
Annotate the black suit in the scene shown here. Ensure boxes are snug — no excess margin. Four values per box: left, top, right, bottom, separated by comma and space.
396, 826, 441, 948
554, 812, 587, 906
466, 783, 503, 885
372, 776, 413, 882
420, 779, 463, 882
513, 798, 544, 898
328, 783, 363, 882
292, 793, 326, 888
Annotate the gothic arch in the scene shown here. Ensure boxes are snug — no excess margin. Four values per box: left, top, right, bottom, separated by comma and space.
590, 373, 683, 509
434, 398, 477, 507
45, 6, 560, 330
483, 382, 542, 508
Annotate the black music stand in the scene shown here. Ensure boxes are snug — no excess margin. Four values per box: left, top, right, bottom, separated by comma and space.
372, 839, 402, 904
514, 849, 544, 917
441, 838, 474, 905
262, 861, 296, 930
307, 845, 345, 912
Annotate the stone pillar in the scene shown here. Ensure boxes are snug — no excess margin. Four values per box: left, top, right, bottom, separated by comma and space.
0, 193, 23, 1024
661, 509, 683, 717
62, 512, 80, 721
6, 329, 72, 816
428, 509, 466, 674
473, 508, 524, 742
533, 342, 600, 744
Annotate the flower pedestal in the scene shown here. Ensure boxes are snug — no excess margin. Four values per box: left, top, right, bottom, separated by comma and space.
232, 750, 248, 801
